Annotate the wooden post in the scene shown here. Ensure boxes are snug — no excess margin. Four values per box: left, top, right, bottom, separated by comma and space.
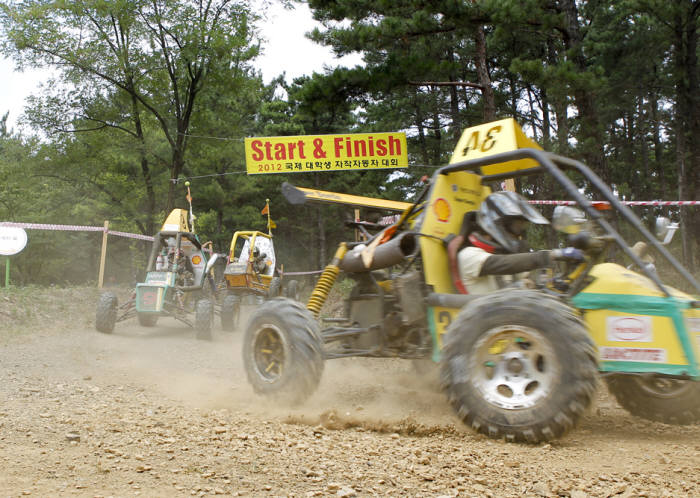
354, 209, 360, 242
98, 220, 109, 288
4, 257, 9, 288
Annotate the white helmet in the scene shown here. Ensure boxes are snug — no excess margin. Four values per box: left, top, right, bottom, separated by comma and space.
477, 191, 549, 253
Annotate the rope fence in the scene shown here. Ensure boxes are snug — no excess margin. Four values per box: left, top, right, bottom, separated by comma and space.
0, 221, 155, 241
2, 197, 697, 286
530, 200, 700, 207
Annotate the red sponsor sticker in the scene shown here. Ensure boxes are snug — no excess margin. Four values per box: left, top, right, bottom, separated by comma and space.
600, 347, 666, 363
606, 316, 652, 342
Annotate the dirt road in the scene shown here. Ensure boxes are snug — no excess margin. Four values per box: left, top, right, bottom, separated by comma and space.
0, 288, 698, 497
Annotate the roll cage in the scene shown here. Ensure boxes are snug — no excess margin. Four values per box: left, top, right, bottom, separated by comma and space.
428, 148, 700, 298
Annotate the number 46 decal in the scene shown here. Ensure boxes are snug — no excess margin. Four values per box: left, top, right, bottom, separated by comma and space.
461, 125, 502, 157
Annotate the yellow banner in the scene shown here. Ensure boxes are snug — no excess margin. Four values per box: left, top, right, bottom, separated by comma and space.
245, 132, 408, 175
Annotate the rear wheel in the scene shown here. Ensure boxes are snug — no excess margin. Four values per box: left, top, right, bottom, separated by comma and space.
605, 375, 700, 425
95, 292, 118, 333
137, 312, 158, 327
440, 290, 598, 443
284, 279, 300, 301
195, 298, 213, 340
243, 297, 323, 404
220, 294, 240, 332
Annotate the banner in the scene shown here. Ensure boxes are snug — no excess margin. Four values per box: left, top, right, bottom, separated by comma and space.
245, 132, 408, 175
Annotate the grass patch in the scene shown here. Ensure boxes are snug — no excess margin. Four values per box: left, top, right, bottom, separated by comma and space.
0, 285, 127, 339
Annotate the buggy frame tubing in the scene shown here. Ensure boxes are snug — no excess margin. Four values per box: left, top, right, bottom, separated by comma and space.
438, 148, 700, 297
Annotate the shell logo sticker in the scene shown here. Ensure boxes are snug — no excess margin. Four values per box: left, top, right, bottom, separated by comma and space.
434, 198, 451, 223
606, 316, 652, 342
191, 255, 202, 265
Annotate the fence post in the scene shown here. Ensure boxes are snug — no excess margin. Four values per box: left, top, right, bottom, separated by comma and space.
98, 220, 109, 288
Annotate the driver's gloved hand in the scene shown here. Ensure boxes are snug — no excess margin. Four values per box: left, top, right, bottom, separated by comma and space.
551, 247, 585, 262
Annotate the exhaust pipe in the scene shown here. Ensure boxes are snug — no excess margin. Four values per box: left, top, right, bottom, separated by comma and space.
339, 232, 418, 273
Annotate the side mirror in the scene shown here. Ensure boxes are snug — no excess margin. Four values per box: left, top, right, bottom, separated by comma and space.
552, 206, 587, 235
655, 217, 679, 245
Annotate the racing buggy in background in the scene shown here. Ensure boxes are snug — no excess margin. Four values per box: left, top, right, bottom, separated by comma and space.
219, 229, 299, 331
95, 207, 222, 340
241, 119, 700, 443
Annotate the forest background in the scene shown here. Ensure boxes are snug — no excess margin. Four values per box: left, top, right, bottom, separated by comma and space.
0, 0, 698, 286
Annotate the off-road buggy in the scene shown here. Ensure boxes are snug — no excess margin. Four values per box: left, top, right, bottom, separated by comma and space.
242, 119, 700, 443
219, 229, 299, 331
95, 208, 222, 340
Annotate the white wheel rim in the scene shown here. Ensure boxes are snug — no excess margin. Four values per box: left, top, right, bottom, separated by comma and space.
470, 325, 559, 410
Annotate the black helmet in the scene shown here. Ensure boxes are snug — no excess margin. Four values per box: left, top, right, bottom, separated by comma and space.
477, 191, 549, 253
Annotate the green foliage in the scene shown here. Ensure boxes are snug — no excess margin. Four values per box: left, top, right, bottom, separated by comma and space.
1, 0, 699, 283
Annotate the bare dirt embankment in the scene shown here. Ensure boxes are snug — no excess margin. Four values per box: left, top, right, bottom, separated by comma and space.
0, 287, 698, 497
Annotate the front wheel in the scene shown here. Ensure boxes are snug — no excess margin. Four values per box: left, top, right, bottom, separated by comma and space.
220, 294, 240, 332
243, 297, 323, 404
95, 292, 118, 333
440, 290, 598, 443
195, 299, 213, 341
605, 375, 700, 425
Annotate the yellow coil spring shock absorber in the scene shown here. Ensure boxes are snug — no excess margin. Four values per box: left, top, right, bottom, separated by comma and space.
307, 243, 348, 317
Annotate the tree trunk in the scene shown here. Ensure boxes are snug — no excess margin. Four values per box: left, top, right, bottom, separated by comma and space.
129, 96, 155, 236
559, 0, 608, 179
431, 105, 442, 165
474, 25, 495, 121
414, 93, 429, 164
447, 49, 462, 142
673, 3, 698, 271
650, 91, 665, 199
541, 87, 551, 147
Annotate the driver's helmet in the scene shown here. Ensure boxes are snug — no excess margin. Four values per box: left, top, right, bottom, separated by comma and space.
477, 191, 549, 253
253, 247, 260, 259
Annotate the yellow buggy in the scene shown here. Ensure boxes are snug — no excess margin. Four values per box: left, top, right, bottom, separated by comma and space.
242, 120, 700, 443
219, 230, 299, 331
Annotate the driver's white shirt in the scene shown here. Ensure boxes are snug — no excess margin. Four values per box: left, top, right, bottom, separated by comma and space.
457, 246, 501, 294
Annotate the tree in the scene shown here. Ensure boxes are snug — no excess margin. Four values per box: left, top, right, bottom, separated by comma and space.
1, 0, 261, 233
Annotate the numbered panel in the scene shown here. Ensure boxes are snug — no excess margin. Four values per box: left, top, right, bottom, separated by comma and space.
449, 118, 542, 175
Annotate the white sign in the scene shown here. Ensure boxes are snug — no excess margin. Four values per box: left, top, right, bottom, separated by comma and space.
600, 347, 667, 363
606, 315, 653, 342
0, 227, 28, 256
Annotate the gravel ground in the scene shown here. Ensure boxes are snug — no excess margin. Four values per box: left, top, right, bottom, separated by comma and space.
0, 288, 698, 497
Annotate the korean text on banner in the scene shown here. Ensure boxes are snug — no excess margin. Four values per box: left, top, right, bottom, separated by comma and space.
245, 133, 408, 175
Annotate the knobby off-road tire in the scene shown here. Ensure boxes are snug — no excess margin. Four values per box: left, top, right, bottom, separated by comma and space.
268, 277, 281, 298
195, 299, 214, 341
284, 279, 300, 301
95, 292, 118, 334
440, 290, 598, 443
220, 294, 240, 332
137, 312, 158, 327
605, 375, 700, 425
243, 297, 324, 405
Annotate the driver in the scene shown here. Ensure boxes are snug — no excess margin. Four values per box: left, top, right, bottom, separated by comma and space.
252, 247, 268, 274
452, 191, 584, 294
